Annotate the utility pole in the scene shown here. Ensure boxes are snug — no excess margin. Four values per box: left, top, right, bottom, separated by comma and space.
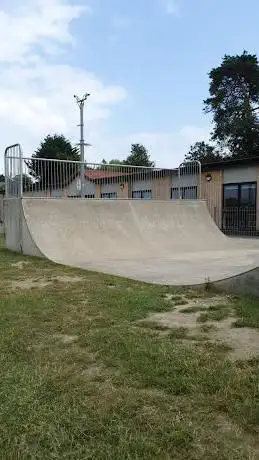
74, 93, 90, 198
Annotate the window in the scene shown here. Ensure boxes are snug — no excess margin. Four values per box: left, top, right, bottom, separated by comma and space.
67, 194, 95, 199
223, 183, 256, 207
222, 183, 257, 236
171, 186, 197, 200
240, 183, 256, 206
85, 194, 95, 199
101, 192, 117, 199
132, 190, 152, 200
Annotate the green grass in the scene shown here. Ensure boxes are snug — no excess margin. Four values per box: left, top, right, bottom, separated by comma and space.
233, 297, 259, 329
0, 236, 259, 459
197, 304, 233, 323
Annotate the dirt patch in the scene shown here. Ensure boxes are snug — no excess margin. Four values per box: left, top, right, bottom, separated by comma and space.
146, 296, 229, 330
53, 276, 83, 284
11, 275, 83, 290
81, 364, 103, 379
53, 334, 78, 344
210, 318, 259, 361
143, 295, 259, 361
12, 279, 50, 290
11, 261, 31, 269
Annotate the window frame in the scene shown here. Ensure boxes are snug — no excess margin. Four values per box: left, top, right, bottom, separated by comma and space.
171, 186, 198, 200
223, 182, 257, 208
132, 189, 152, 200
100, 192, 117, 200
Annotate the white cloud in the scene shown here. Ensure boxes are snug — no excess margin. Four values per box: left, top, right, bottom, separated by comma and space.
0, 0, 127, 171
0, 0, 206, 176
0, 0, 87, 63
88, 125, 211, 168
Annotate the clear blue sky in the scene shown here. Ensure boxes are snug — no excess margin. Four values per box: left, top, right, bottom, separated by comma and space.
0, 0, 258, 170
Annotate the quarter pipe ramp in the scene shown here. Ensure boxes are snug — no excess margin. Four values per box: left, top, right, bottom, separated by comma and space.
4, 198, 259, 295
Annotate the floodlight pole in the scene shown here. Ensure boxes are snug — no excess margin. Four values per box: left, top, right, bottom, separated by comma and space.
74, 93, 90, 198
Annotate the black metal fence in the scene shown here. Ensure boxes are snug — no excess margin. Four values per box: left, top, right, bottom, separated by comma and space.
222, 206, 257, 236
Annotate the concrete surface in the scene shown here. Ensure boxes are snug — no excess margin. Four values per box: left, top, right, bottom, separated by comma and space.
5, 198, 259, 294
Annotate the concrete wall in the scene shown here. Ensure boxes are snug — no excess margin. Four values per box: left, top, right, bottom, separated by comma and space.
0, 195, 4, 233
4, 198, 22, 252
4, 198, 43, 256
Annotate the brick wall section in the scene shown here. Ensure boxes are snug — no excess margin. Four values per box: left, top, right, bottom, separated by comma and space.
201, 170, 223, 228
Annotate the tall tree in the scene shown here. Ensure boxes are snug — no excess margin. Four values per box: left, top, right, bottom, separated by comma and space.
125, 144, 155, 167
0, 174, 4, 183
185, 141, 223, 164
204, 51, 259, 158
26, 134, 80, 190
101, 159, 123, 165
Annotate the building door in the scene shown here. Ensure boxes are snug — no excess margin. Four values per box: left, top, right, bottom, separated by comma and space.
222, 182, 257, 236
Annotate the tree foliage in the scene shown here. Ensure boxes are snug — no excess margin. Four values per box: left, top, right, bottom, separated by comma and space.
204, 51, 259, 157
12, 174, 33, 193
100, 144, 155, 168
26, 134, 80, 190
125, 144, 154, 167
185, 141, 223, 164
101, 159, 123, 165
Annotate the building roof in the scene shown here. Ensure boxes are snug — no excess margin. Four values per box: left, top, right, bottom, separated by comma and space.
201, 156, 259, 171
84, 168, 173, 182
75, 156, 259, 186
85, 170, 134, 180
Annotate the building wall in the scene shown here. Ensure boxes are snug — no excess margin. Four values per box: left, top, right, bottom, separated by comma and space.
100, 182, 118, 196
152, 176, 171, 200
223, 166, 258, 183
201, 170, 223, 228
130, 179, 153, 193
117, 182, 129, 199
23, 178, 96, 198
66, 178, 96, 197
171, 173, 199, 188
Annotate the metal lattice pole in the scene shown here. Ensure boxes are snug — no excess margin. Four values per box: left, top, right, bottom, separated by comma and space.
74, 93, 90, 198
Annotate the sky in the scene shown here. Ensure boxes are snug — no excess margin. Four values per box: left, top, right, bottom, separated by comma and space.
0, 0, 259, 173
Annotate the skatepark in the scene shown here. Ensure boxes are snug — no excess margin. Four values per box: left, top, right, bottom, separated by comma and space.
4, 196, 259, 296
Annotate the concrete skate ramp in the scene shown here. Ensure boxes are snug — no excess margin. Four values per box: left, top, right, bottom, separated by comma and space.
21, 198, 259, 294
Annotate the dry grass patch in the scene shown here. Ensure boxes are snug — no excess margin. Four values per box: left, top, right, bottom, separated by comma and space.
145, 294, 259, 361
11, 275, 83, 290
